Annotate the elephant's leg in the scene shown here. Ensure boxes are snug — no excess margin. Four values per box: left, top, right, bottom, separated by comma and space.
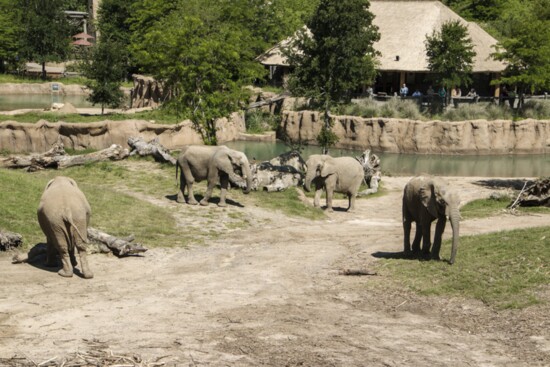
76, 245, 93, 279
217, 175, 229, 207
177, 172, 187, 203
44, 240, 58, 267
69, 248, 78, 267
431, 216, 447, 261
181, 162, 198, 205
411, 224, 422, 254
420, 222, 432, 260
57, 246, 73, 277
347, 193, 355, 212
403, 218, 412, 255
200, 178, 216, 206
325, 188, 334, 212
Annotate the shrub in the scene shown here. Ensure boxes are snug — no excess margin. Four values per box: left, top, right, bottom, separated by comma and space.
244, 110, 279, 133
521, 99, 550, 119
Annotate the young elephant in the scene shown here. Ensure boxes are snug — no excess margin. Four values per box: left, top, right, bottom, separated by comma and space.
304, 154, 364, 211
176, 145, 252, 207
37, 176, 93, 278
402, 176, 460, 264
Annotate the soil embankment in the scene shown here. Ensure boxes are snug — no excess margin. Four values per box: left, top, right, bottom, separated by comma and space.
281, 111, 550, 154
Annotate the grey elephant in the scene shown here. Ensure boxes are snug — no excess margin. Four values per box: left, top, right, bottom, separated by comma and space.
176, 145, 252, 207
37, 176, 93, 278
402, 176, 460, 264
304, 154, 364, 211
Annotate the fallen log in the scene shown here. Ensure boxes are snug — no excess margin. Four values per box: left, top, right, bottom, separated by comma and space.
0, 230, 23, 251
11, 227, 146, 263
338, 268, 378, 276
127, 136, 176, 165
508, 177, 550, 208
87, 227, 148, 256
1, 142, 130, 171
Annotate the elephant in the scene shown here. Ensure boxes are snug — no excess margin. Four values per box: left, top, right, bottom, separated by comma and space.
402, 176, 460, 264
37, 176, 93, 278
304, 154, 364, 211
176, 145, 252, 207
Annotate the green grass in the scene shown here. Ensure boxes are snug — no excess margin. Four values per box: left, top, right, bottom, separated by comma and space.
0, 109, 183, 124
250, 188, 325, 220
376, 226, 550, 309
461, 196, 550, 219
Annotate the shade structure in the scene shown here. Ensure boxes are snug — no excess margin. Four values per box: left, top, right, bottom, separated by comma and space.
72, 39, 92, 46
72, 32, 95, 40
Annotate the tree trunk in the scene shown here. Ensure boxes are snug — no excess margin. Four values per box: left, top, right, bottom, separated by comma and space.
41, 61, 47, 80
127, 137, 176, 165
87, 227, 148, 256
1, 142, 130, 171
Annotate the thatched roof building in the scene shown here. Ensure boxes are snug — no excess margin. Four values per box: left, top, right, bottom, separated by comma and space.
258, 0, 505, 96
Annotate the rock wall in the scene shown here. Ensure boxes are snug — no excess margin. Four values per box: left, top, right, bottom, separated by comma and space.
280, 111, 550, 155
0, 113, 245, 153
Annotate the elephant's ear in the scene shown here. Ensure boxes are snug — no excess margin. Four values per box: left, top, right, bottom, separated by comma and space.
419, 181, 439, 217
45, 178, 55, 190
320, 162, 337, 177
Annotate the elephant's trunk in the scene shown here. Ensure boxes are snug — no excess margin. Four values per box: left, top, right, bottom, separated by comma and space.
241, 163, 252, 195
304, 169, 316, 192
449, 207, 460, 265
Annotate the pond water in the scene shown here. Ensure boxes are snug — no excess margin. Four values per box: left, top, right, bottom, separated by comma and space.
225, 140, 550, 178
0, 94, 94, 111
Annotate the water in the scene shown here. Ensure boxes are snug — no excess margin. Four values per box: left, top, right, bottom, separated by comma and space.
225, 140, 550, 177
0, 94, 94, 111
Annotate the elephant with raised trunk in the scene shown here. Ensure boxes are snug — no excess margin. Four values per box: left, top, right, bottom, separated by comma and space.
176, 145, 252, 207
37, 176, 93, 278
304, 154, 364, 212
402, 176, 460, 264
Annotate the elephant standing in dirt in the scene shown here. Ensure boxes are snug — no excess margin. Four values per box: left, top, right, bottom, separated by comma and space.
402, 176, 460, 264
37, 176, 93, 278
176, 145, 252, 207
304, 154, 364, 212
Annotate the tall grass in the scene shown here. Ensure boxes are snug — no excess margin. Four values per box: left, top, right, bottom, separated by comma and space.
245, 110, 280, 133
521, 99, 550, 119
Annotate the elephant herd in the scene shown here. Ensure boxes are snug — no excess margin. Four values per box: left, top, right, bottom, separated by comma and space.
33, 145, 461, 279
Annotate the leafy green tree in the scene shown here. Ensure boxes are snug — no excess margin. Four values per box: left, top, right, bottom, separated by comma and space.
425, 20, 476, 103
0, 0, 21, 73
17, 0, 71, 79
134, 0, 263, 145
285, 0, 380, 153
80, 38, 127, 114
492, 0, 550, 101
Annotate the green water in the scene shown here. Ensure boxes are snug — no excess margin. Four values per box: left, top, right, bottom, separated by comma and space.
225, 140, 549, 177
0, 94, 94, 111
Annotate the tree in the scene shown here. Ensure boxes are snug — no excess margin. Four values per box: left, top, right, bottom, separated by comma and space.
80, 38, 127, 114
492, 0, 550, 100
0, 0, 21, 73
17, 0, 71, 79
134, 0, 263, 145
425, 20, 476, 104
285, 0, 379, 153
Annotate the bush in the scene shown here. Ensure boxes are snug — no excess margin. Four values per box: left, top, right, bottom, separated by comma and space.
521, 99, 550, 119
441, 103, 513, 121
244, 110, 279, 133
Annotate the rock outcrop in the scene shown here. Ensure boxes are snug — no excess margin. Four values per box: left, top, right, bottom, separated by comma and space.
0, 113, 245, 153
130, 74, 166, 108
280, 111, 550, 155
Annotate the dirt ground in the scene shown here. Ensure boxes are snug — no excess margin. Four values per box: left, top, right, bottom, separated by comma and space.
1, 171, 549, 366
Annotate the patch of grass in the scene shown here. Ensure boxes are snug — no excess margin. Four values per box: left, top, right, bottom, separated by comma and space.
251, 188, 325, 220
245, 110, 279, 133
376, 226, 550, 309
461, 196, 550, 219
0, 109, 183, 124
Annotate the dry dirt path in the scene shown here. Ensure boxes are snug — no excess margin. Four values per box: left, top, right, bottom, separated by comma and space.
1, 176, 549, 366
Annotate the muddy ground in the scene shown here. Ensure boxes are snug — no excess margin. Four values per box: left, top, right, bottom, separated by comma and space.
1, 171, 549, 366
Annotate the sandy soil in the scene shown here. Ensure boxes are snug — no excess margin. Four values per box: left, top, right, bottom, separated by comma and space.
1, 173, 549, 366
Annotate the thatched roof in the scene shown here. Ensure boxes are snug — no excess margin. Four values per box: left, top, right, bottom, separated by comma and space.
257, 0, 505, 73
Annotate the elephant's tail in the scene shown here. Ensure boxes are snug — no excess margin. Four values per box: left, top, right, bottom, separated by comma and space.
63, 215, 89, 244
176, 161, 179, 187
